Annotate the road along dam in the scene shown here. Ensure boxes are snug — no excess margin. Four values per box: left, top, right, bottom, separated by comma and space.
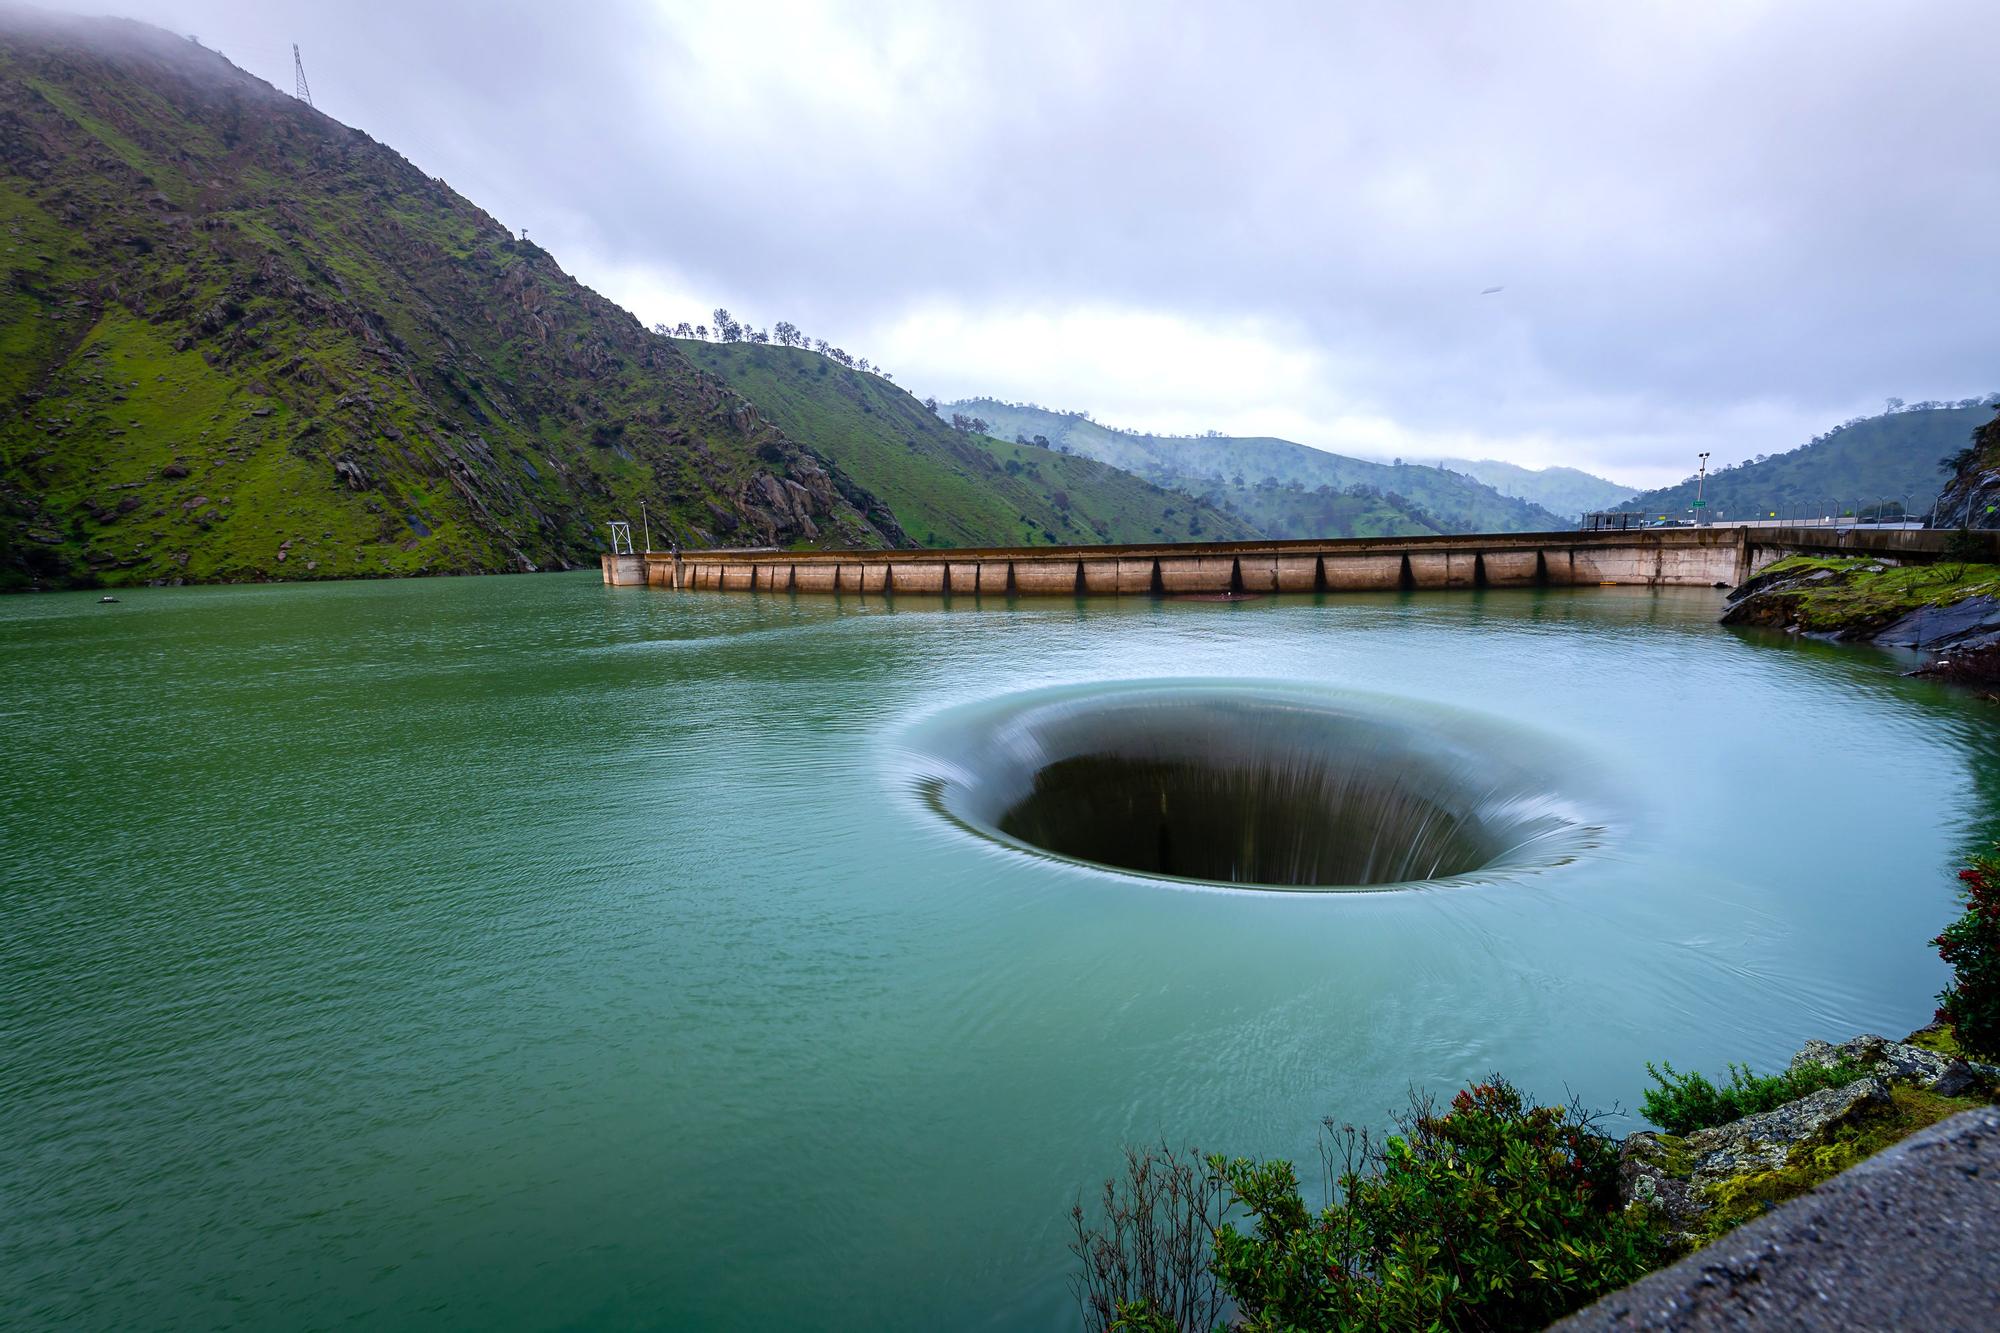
601, 526, 1986, 597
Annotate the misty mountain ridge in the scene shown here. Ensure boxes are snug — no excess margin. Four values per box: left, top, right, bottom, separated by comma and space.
941, 400, 1574, 536
1426, 458, 1636, 519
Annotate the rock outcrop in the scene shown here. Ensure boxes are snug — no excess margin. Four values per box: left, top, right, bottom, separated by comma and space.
1790, 1031, 1999, 1094
1933, 408, 2000, 531
1616, 1030, 1996, 1248
1680, 1077, 1890, 1185
1721, 556, 2000, 689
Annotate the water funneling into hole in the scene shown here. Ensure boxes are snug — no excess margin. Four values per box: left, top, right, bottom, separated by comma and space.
905, 681, 1611, 891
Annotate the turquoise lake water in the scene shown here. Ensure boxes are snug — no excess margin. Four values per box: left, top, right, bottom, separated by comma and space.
3, 572, 1995, 1329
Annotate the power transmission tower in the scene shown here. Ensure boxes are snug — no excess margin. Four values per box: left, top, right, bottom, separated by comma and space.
292, 44, 313, 107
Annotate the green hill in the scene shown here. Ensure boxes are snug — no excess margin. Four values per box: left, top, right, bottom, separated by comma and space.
1201, 481, 1441, 538
1431, 458, 1635, 519
674, 341, 1254, 547
0, 12, 916, 590
1617, 400, 1998, 523
948, 400, 1569, 536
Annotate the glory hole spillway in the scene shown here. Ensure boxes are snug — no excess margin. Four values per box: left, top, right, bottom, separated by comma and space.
5, 552, 1997, 1332
909, 682, 1608, 891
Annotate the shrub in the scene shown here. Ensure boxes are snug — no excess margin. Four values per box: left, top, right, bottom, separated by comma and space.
1641, 1057, 1868, 1135
1207, 1080, 1657, 1333
1069, 1143, 1227, 1333
1934, 850, 2000, 1059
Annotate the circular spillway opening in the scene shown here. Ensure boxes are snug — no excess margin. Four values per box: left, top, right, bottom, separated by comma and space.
905, 682, 1609, 892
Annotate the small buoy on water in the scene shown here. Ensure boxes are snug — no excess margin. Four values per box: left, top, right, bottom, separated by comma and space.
99, 595, 119, 604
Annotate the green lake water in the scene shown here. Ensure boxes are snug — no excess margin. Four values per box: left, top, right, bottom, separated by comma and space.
3, 572, 1995, 1329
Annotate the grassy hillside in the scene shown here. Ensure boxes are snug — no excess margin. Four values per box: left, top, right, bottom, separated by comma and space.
0, 13, 910, 590
675, 341, 1255, 546
1617, 400, 1998, 523
1432, 458, 1635, 519
1203, 480, 1440, 538
950, 400, 1569, 536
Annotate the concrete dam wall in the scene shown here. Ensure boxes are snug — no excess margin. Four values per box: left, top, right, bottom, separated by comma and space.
602, 526, 1973, 597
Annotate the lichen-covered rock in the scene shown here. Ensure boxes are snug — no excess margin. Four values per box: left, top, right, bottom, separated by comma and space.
1618, 1132, 1706, 1238
1930, 1062, 1991, 1098
1682, 1077, 1890, 1187
1790, 1033, 1998, 1096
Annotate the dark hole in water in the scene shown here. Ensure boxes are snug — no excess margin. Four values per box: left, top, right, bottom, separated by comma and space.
917, 685, 1599, 891
996, 751, 1496, 886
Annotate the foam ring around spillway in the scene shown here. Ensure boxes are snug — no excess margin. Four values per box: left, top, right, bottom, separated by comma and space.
903, 681, 1614, 892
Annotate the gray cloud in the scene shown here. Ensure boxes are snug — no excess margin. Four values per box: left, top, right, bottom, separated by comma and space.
56, 0, 2000, 484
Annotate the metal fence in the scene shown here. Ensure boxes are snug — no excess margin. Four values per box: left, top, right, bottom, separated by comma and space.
1582, 499, 1945, 532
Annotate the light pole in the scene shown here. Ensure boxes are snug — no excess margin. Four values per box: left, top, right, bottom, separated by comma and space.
1694, 452, 1710, 526
640, 498, 652, 554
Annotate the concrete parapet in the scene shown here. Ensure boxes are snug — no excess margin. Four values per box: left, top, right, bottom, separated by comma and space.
889, 562, 944, 594
1153, 557, 1222, 593
1235, 556, 1279, 593
610, 526, 1950, 601
1117, 559, 1158, 594
1480, 550, 1540, 587
1323, 553, 1405, 590
1014, 559, 1081, 595
1081, 559, 1122, 595
601, 553, 646, 586
1276, 556, 1320, 593
1406, 551, 1482, 589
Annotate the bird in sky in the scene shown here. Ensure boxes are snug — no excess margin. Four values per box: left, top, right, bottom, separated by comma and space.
1480, 285, 1505, 295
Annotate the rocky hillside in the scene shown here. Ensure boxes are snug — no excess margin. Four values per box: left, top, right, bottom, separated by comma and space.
1935, 406, 2000, 531
944, 399, 1569, 536
0, 12, 912, 591
674, 341, 1255, 547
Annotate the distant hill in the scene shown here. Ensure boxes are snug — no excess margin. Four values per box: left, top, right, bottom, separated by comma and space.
1431, 458, 1634, 519
1, 12, 919, 590
675, 341, 1255, 546
1617, 400, 1999, 523
946, 400, 1569, 536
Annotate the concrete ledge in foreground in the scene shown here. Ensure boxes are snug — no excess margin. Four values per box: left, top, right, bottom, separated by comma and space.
1555, 1106, 2000, 1332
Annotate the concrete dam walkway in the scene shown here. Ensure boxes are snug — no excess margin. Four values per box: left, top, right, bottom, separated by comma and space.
601, 526, 1969, 597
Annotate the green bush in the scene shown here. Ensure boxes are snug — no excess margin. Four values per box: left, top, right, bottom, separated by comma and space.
1206, 1080, 1657, 1333
1942, 526, 1985, 563
1935, 850, 2000, 1059
1640, 1057, 1868, 1135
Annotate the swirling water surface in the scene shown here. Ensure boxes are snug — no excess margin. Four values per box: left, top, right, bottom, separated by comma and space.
2, 573, 1995, 1330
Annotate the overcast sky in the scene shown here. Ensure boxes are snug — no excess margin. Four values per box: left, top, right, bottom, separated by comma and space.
52, 0, 2000, 486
